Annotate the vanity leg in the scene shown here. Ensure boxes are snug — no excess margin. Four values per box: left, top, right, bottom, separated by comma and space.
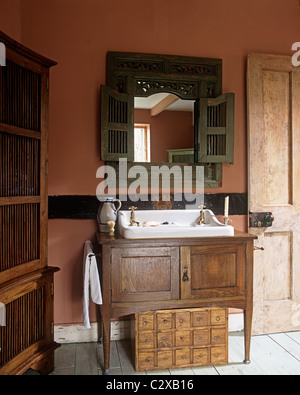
97, 306, 104, 345
243, 308, 252, 364
102, 320, 111, 375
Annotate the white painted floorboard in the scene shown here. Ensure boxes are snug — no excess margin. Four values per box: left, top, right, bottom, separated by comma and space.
50, 331, 300, 375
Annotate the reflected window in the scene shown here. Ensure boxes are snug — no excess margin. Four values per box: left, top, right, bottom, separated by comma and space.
134, 123, 150, 162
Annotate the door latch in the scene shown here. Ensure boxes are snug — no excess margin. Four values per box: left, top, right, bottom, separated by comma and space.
182, 267, 190, 282
249, 212, 274, 228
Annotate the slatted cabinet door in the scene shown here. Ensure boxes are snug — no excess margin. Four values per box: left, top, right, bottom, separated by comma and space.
0, 32, 59, 375
0, 33, 56, 284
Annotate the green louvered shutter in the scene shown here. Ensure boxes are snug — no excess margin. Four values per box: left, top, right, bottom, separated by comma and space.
197, 93, 235, 164
100, 85, 134, 161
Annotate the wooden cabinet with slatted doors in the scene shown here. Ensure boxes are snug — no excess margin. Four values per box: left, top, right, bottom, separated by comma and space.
133, 308, 228, 371
0, 31, 60, 375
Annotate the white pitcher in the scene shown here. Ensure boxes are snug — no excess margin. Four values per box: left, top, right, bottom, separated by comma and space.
97, 197, 122, 233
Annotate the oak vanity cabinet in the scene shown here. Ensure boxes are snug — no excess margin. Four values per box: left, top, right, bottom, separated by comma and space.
97, 231, 256, 374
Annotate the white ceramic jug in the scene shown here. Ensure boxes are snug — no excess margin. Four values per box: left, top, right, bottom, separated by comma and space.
97, 197, 122, 233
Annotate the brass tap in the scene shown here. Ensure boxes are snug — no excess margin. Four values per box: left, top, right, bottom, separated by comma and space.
198, 205, 206, 225
128, 206, 140, 226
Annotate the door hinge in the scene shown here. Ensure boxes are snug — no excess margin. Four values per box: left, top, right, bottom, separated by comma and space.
51, 321, 54, 335
51, 282, 54, 296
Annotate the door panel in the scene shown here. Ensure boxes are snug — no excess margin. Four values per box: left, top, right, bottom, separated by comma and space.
111, 247, 179, 302
247, 53, 300, 334
180, 245, 246, 299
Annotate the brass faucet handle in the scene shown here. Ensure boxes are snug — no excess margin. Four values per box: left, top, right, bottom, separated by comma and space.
128, 206, 137, 212
198, 205, 206, 210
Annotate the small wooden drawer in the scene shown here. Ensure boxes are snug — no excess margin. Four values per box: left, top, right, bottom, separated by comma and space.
193, 329, 209, 346
175, 348, 191, 366
157, 350, 172, 369
210, 346, 227, 364
138, 313, 154, 331
175, 330, 191, 347
138, 352, 155, 370
192, 311, 209, 327
157, 313, 173, 330
176, 311, 191, 328
210, 309, 226, 326
157, 332, 173, 348
192, 348, 209, 365
138, 332, 155, 349
211, 328, 226, 345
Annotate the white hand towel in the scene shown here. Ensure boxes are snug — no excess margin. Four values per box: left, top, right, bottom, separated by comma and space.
83, 240, 102, 329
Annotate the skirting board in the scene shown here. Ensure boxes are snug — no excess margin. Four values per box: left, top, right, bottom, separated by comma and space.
54, 313, 244, 344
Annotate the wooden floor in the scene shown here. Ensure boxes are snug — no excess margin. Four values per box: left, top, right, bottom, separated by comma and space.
50, 331, 300, 375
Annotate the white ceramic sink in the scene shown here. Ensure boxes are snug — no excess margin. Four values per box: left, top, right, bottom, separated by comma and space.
118, 209, 234, 239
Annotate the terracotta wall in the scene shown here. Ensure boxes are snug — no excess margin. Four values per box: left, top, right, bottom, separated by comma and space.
1, 0, 299, 325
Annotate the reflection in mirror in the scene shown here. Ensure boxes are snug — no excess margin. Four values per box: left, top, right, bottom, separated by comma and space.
134, 93, 195, 163
134, 123, 150, 162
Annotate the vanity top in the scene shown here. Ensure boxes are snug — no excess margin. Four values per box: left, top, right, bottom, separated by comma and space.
97, 230, 257, 246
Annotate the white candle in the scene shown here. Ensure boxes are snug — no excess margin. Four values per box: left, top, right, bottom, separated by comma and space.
224, 196, 229, 217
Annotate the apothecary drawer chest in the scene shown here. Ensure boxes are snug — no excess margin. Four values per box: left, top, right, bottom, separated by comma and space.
133, 307, 228, 371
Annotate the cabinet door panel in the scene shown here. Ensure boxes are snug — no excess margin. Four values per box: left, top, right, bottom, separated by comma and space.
181, 245, 245, 299
112, 247, 179, 302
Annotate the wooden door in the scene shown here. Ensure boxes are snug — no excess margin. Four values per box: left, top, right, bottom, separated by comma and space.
247, 53, 300, 334
111, 247, 179, 302
180, 245, 246, 299
0, 38, 54, 284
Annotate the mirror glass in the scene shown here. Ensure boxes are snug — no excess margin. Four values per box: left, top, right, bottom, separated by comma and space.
134, 93, 195, 163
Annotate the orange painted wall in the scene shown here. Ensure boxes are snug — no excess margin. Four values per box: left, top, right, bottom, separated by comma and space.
1, 0, 299, 325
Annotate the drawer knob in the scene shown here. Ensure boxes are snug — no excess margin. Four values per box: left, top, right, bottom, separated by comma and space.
145, 358, 151, 363
164, 356, 169, 361
180, 336, 184, 341
199, 353, 204, 358
214, 353, 219, 358
216, 316, 220, 321
179, 319, 184, 323
181, 355, 186, 360
145, 339, 150, 344
142, 321, 148, 326
197, 337, 202, 341
163, 319, 168, 324
197, 317, 202, 321
214, 336, 220, 341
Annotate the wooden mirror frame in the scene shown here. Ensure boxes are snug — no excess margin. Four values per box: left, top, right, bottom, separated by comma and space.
104, 52, 225, 187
